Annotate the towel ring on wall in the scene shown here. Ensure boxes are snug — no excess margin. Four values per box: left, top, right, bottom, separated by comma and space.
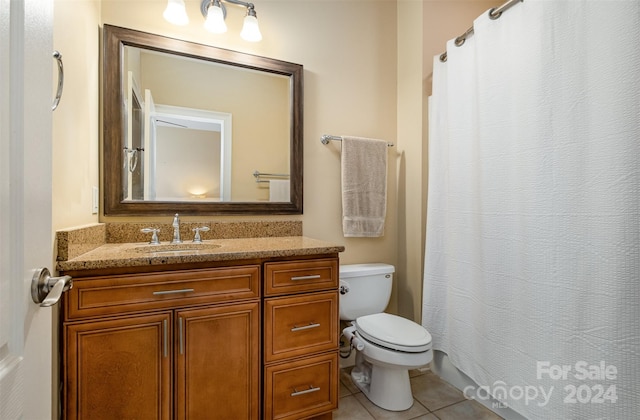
52, 50, 64, 111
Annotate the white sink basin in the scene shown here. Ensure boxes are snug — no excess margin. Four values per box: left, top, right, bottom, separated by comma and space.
133, 243, 222, 254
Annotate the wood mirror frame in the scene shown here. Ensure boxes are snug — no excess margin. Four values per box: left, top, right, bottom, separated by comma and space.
103, 24, 303, 216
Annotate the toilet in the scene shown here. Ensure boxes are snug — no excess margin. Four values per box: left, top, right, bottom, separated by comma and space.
340, 263, 432, 411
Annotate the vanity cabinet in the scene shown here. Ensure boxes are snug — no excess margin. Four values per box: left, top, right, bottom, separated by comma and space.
62, 265, 261, 420
61, 254, 340, 420
263, 258, 340, 420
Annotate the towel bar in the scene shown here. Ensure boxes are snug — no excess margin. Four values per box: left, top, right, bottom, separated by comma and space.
253, 170, 289, 183
321, 134, 394, 147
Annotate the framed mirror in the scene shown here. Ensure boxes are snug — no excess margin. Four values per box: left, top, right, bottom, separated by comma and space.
103, 24, 303, 215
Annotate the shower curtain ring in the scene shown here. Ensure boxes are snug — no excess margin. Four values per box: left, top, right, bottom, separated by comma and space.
489, 7, 502, 20
455, 26, 473, 47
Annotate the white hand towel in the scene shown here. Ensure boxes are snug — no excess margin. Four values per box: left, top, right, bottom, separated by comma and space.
341, 136, 388, 237
269, 179, 290, 202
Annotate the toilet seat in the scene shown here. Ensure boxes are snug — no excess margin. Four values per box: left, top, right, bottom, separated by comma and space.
355, 313, 432, 353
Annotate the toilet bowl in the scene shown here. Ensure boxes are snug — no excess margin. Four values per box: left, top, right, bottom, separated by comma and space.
343, 313, 433, 411
340, 264, 433, 411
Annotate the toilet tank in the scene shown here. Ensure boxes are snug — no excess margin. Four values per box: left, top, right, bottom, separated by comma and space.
339, 263, 395, 321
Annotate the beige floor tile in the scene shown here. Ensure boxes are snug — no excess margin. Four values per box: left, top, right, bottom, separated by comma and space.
339, 381, 352, 398
353, 393, 430, 420
333, 395, 375, 420
340, 367, 361, 395
408, 414, 438, 420
432, 400, 504, 420
409, 367, 431, 378
337, 368, 504, 420
410, 372, 466, 412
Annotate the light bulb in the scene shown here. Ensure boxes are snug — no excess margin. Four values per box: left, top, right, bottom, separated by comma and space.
163, 0, 189, 26
204, 3, 227, 33
240, 14, 262, 42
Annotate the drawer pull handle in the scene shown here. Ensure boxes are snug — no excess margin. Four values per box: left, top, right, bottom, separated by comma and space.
179, 317, 184, 355
163, 319, 168, 358
153, 288, 195, 295
290, 274, 321, 281
291, 385, 320, 397
291, 323, 321, 332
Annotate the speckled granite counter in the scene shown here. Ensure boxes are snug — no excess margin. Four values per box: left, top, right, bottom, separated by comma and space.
57, 236, 344, 272
56, 221, 344, 272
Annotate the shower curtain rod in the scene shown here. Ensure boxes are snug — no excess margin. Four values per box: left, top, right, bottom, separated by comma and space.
439, 0, 522, 63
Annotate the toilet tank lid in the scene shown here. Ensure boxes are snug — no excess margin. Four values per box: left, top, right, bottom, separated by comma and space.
339, 263, 395, 278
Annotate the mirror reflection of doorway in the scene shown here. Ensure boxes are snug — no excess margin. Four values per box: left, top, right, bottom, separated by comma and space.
124, 71, 145, 201
145, 101, 232, 202
130, 91, 144, 200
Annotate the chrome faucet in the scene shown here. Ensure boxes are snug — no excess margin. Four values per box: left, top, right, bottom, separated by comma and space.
171, 213, 182, 244
192, 226, 210, 243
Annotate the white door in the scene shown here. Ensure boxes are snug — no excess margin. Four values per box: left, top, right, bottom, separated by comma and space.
0, 0, 55, 419
144, 88, 156, 200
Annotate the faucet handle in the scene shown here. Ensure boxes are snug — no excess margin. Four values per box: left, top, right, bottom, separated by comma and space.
141, 228, 161, 245
192, 226, 210, 243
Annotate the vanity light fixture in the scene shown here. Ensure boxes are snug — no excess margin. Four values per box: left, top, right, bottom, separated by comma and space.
200, 0, 262, 42
203, 0, 227, 33
163, 0, 189, 25
163, 0, 262, 41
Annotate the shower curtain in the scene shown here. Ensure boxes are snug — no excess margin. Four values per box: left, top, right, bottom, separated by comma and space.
422, 1, 639, 419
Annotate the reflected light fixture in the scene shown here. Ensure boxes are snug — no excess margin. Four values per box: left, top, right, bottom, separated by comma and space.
188, 187, 208, 198
200, 0, 262, 42
163, 0, 189, 26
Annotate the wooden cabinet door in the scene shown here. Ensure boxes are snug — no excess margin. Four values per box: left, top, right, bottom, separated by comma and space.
64, 312, 172, 420
175, 302, 260, 420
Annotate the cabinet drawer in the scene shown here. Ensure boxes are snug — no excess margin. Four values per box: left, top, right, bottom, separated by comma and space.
64, 266, 260, 320
264, 259, 338, 296
264, 352, 338, 420
264, 291, 338, 363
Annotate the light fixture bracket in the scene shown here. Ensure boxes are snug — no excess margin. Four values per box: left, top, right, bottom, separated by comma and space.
200, 0, 257, 20
201, 0, 226, 19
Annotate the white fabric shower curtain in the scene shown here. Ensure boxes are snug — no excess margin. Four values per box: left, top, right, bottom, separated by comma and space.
422, 1, 639, 419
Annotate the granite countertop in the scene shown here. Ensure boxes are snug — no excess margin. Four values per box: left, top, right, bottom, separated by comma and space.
57, 236, 345, 272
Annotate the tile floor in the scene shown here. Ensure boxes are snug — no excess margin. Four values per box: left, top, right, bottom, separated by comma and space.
333, 367, 504, 420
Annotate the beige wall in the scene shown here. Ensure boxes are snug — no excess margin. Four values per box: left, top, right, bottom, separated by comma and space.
98, 0, 402, 310
53, 0, 499, 322
396, 0, 424, 321
53, 0, 101, 231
